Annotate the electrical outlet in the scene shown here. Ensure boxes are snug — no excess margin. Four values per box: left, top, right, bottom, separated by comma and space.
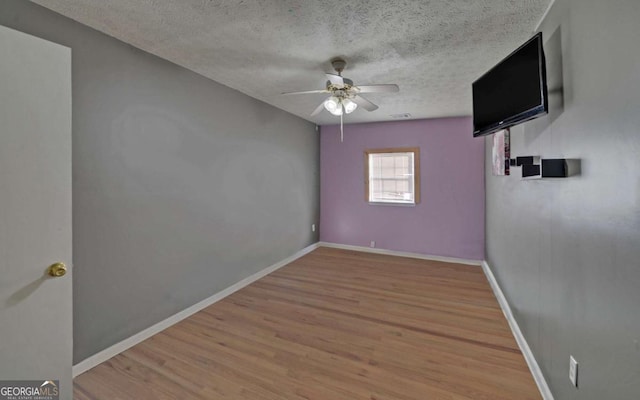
569, 355, 578, 387
370, 241, 376, 248
311, 224, 316, 232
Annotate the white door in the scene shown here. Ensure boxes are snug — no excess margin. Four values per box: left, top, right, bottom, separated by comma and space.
0, 24, 72, 398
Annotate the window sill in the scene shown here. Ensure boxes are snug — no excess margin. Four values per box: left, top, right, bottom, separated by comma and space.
367, 202, 416, 207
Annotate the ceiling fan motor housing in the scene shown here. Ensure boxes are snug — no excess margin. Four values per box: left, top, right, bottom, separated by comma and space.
326, 78, 354, 92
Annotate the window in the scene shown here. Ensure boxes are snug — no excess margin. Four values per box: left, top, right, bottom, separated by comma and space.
365, 147, 420, 205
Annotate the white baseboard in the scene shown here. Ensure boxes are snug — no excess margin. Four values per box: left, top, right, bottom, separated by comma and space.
72, 242, 320, 377
318, 241, 483, 266
481, 261, 554, 400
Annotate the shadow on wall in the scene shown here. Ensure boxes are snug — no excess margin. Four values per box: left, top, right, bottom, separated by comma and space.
525, 26, 566, 145
3, 268, 51, 308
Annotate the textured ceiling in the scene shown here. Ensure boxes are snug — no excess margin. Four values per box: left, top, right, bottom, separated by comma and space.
31, 0, 551, 125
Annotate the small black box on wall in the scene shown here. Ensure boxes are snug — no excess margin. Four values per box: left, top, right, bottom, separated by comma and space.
522, 164, 541, 178
516, 156, 536, 166
541, 159, 581, 178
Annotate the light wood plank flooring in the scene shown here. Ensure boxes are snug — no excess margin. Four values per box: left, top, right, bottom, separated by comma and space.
74, 247, 541, 399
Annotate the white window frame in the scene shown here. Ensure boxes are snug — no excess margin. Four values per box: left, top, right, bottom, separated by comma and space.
365, 147, 420, 205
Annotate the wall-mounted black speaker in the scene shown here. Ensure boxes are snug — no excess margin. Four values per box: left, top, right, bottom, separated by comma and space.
516, 156, 535, 166
541, 159, 567, 177
541, 159, 581, 177
522, 164, 541, 178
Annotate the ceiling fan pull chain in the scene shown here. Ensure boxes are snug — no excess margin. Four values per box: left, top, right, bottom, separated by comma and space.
340, 109, 344, 142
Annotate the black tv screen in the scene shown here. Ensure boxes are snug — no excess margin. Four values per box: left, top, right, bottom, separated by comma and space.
472, 32, 548, 137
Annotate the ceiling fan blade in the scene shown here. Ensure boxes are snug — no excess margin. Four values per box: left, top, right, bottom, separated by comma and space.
355, 84, 399, 93
282, 89, 329, 95
353, 95, 379, 112
310, 101, 327, 117
325, 73, 344, 87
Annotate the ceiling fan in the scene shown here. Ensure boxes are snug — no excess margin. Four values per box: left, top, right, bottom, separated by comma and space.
282, 57, 399, 141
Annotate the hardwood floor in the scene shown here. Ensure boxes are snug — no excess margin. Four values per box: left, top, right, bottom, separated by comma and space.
74, 247, 541, 399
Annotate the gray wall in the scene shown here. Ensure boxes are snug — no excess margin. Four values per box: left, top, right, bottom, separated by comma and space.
485, 0, 640, 399
0, 1, 319, 363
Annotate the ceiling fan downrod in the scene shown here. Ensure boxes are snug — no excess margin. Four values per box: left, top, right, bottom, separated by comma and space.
331, 57, 347, 76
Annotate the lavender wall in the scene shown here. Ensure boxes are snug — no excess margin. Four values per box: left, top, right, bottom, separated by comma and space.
320, 117, 484, 260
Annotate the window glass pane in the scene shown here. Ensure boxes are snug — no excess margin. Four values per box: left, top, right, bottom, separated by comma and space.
398, 181, 409, 193
382, 180, 395, 193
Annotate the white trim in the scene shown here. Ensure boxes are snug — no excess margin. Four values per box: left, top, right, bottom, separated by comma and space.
534, 0, 557, 32
318, 242, 482, 266
481, 261, 554, 400
72, 242, 320, 377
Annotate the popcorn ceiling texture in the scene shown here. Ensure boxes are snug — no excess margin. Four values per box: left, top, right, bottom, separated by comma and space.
31, 0, 551, 124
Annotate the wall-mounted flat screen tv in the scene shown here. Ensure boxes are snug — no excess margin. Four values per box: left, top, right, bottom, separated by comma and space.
472, 32, 548, 137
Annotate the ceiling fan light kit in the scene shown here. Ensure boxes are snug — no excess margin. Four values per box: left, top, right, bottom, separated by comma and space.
323, 96, 342, 116
282, 57, 399, 142
343, 98, 357, 114
323, 96, 358, 116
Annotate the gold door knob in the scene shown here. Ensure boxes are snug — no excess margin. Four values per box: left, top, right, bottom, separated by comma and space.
48, 262, 67, 277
